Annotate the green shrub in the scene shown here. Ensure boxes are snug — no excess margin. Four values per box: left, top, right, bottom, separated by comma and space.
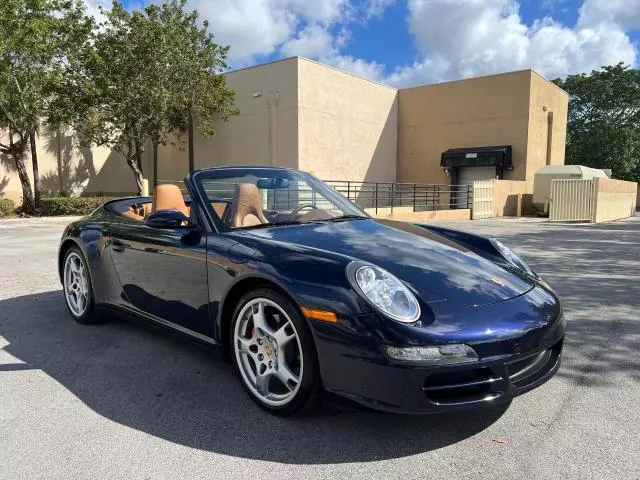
38, 196, 116, 216
0, 198, 16, 217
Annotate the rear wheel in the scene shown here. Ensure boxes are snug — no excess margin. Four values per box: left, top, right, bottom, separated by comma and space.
62, 246, 98, 324
230, 288, 320, 415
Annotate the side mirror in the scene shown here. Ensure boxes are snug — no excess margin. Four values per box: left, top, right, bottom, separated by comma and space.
145, 209, 189, 229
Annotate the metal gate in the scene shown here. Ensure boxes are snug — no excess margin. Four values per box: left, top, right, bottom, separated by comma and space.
472, 179, 495, 219
549, 179, 595, 222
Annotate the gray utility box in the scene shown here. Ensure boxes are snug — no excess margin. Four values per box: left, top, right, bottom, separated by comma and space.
533, 165, 609, 214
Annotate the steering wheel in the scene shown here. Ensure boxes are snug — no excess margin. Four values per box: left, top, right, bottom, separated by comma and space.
289, 203, 317, 220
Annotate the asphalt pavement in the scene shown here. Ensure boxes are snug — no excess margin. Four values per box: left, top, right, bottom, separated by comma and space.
1, 215, 639, 479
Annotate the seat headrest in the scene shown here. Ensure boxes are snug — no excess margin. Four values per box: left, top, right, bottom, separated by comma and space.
231, 183, 268, 227
152, 184, 189, 217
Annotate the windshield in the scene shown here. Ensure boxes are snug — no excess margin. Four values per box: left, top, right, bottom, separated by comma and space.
193, 168, 368, 230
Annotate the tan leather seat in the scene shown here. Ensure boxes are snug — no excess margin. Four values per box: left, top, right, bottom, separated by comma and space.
231, 183, 268, 227
152, 184, 190, 216
211, 201, 228, 220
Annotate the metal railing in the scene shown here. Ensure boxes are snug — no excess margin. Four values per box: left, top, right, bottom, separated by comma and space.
324, 181, 472, 214
157, 179, 473, 214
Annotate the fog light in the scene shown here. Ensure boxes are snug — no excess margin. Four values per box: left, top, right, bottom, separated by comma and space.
383, 344, 479, 365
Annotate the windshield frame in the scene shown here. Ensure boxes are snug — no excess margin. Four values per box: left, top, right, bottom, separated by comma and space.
189, 167, 369, 233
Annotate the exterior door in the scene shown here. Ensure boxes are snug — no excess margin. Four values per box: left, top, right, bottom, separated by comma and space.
457, 166, 496, 209
107, 221, 211, 337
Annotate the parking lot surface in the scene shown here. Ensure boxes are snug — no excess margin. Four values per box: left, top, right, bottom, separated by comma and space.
1, 216, 639, 480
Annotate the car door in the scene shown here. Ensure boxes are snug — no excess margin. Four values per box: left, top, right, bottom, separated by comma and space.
107, 219, 211, 337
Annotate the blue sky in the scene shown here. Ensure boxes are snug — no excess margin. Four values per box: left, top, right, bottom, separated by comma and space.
113, 0, 639, 87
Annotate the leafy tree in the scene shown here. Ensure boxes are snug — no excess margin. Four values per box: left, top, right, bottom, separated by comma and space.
553, 63, 640, 182
60, 0, 236, 195
0, 0, 92, 213
161, 0, 238, 171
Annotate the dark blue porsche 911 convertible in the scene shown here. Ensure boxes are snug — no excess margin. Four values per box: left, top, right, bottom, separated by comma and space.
58, 166, 565, 415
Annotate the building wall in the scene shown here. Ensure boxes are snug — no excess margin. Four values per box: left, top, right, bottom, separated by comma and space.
397, 70, 533, 186
493, 179, 535, 216
1, 60, 569, 213
297, 58, 398, 182
372, 208, 471, 222
155, 57, 300, 184
526, 72, 569, 181
156, 56, 399, 185
1, 128, 140, 203
592, 177, 638, 223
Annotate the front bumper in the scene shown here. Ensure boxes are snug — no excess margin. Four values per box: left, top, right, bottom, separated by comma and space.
310, 287, 566, 415
309, 281, 566, 414
319, 336, 563, 413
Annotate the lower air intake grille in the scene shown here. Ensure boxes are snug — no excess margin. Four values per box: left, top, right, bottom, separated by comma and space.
423, 367, 503, 405
507, 339, 562, 388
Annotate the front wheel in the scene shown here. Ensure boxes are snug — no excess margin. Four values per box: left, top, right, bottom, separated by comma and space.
230, 288, 320, 415
62, 246, 98, 324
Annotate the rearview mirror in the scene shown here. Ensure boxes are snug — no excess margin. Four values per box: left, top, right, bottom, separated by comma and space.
257, 177, 290, 190
145, 209, 189, 229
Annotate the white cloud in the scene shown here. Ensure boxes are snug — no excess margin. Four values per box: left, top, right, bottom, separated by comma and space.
385, 57, 452, 86
187, 0, 294, 62
365, 0, 399, 18
85, 0, 640, 88
86, 0, 381, 77
326, 54, 385, 80
286, 0, 353, 24
578, 0, 640, 30
539, 0, 568, 14
383, 0, 638, 87
281, 23, 385, 81
184, 0, 353, 63
281, 24, 334, 58
84, 0, 290, 62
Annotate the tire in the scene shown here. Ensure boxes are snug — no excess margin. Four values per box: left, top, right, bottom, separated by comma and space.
230, 288, 320, 416
62, 246, 98, 324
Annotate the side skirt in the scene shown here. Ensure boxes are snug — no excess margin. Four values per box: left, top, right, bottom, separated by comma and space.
96, 304, 225, 356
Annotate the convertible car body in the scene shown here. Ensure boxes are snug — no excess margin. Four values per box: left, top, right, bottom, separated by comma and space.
58, 166, 565, 415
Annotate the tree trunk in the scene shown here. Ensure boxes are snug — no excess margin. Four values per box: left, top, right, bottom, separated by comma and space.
134, 139, 144, 173
135, 140, 145, 195
153, 140, 158, 188
188, 110, 194, 172
56, 130, 64, 194
124, 139, 145, 196
29, 131, 40, 208
127, 156, 144, 196
14, 152, 35, 214
8, 129, 35, 214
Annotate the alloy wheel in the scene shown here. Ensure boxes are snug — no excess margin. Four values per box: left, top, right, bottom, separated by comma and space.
64, 252, 90, 317
233, 298, 303, 407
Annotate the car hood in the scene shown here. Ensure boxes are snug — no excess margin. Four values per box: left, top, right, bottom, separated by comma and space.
243, 218, 534, 306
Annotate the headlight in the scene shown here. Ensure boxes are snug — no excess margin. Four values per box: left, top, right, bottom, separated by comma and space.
384, 344, 479, 365
491, 239, 535, 276
348, 263, 421, 323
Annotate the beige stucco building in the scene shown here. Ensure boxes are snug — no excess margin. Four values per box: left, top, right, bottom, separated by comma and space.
157, 57, 398, 185
0, 57, 567, 204
398, 70, 568, 186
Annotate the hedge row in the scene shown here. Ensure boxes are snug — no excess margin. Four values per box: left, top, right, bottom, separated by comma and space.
0, 198, 15, 217
38, 196, 116, 216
